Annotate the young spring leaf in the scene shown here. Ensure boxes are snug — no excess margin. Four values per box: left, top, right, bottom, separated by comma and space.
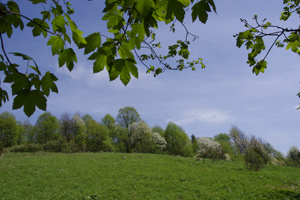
41, 71, 58, 96
58, 48, 77, 71
79, 32, 101, 55
47, 36, 64, 56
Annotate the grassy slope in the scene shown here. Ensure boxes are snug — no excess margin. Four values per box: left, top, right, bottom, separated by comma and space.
0, 152, 300, 200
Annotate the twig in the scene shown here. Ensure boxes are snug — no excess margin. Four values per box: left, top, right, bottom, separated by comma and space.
0, 33, 22, 75
0, 9, 60, 36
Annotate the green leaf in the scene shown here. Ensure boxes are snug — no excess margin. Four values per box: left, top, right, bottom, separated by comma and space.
51, 15, 65, 33
0, 88, 9, 107
64, 14, 77, 31
47, 36, 64, 56
58, 48, 77, 71
72, 29, 86, 47
13, 90, 47, 117
4, 73, 30, 95
118, 43, 135, 59
252, 60, 267, 75
130, 23, 145, 42
135, 0, 156, 16
111, 59, 138, 85
29, 65, 41, 75
27, 18, 49, 37
102, 12, 124, 30
88, 51, 107, 73
79, 32, 101, 54
191, 0, 211, 24
166, 0, 185, 23
41, 71, 58, 96
207, 0, 217, 13
29, 0, 46, 4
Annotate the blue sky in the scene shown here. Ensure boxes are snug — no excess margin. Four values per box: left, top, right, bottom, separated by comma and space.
1, 0, 299, 154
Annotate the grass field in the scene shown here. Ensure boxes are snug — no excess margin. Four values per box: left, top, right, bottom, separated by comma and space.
0, 152, 300, 200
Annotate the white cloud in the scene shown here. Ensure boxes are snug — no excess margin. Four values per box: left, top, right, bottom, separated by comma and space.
166, 109, 235, 125
53, 62, 161, 90
54, 62, 111, 87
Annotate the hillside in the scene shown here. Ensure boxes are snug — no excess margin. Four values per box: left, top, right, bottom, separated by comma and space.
0, 152, 299, 199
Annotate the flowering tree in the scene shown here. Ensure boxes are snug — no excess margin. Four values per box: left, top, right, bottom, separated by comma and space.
130, 121, 153, 153
196, 137, 221, 160
152, 132, 167, 151
72, 114, 87, 151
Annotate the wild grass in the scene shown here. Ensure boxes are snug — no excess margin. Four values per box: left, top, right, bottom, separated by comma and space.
0, 152, 300, 199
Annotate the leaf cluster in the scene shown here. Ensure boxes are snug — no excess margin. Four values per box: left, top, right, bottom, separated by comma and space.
0, 0, 217, 117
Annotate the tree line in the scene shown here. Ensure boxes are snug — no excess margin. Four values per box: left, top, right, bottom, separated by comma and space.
0, 106, 299, 169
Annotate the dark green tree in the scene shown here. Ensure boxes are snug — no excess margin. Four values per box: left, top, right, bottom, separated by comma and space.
35, 112, 59, 145
85, 118, 112, 152
0, 112, 19, 152
163, 121, 193, 156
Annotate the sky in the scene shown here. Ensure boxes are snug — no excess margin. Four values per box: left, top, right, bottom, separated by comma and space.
0, 0, 299, 155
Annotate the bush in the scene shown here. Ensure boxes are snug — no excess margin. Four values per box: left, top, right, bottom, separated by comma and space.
244, 136, 271, 171
197, 137, 222, 161
287, 146, 300, 161
44, 138, 68, 152
286, 146, 300, 167
7, 143, 43, 153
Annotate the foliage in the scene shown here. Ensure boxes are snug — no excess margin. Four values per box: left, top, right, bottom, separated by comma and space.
152, 132, 167, 153
234, 0, 300, 106
0, 112, 19, 150
229, 126, 249, 154
72, 114, 87, 151
116, 106, 141, 129
43, 137, 68, 152
0, 0, 217, 116
35, 112, 59, 145
5, 143, 43, 153
163, 121, 193, 156
130, 121, 153, 153
101, 113, 116, 130
287, 146, 300, 161
196, 137, 222, 160
214, 133, 242, 161
214, 133, 231, 142
85, 119, 112, 152
59, 112, 75, 142
286, 146, 300, 167
191, 134, 199, 154
244, 136, 273, 171
151, 125, 164, 136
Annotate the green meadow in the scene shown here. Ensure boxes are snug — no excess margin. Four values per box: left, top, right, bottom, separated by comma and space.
0, 152, 300, 200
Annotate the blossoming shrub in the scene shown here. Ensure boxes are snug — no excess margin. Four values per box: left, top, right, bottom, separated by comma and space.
152, 132, 167, 153
196, 137, 222, 160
